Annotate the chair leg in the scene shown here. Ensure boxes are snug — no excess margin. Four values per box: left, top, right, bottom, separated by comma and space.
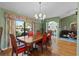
16, 52, 18, 56
46, 43, 47, 50
42, 44, 44, 53
16, 54, 18, 56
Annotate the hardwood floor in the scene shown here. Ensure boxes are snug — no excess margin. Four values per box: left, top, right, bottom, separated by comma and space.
0, 48, 12, 56
0, 39, 76, 56
30, 39, 76, 56
57, 39, 77, 56
30, 46, 59, 56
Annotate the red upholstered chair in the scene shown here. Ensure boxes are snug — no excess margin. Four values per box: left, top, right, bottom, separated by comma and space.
47, 32, 51, 44
47, 32, 51, 40
36, 32, 47, 51
36, 31, 41, 37
33, 31, 41, 49
10, 34, 27, 56
42, 32, 47, 50
28, 31, 33, 37
42, 32, 47, 44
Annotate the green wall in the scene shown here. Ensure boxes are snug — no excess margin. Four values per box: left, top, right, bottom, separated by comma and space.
0, 8, 8, 49
45, 14, 77, 38
60, 14, 77, 31
0, 8, 24, 49
60, 14, 77, 55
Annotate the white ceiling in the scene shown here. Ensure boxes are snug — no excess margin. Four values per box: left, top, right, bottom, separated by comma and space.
0, 2, 78, 18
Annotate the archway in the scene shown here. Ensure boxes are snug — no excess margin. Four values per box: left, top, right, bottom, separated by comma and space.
46, 21, 59, 53
46, 21, 58, 37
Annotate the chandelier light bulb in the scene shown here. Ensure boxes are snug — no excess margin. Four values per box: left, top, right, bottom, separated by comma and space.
43, 14, 46, 20
34, 2, 47, 20
39, 13, 42, 18
34, 14, 38, 19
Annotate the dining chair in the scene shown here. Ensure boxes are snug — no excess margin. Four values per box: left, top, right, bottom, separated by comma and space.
36, 31, 41, 37
36, 32, 47, 51
33, 31, 41, 49
42, 32, 48, 49
28, 31, 34, 37
10, 34, 27, 56
47, 32, 52, 45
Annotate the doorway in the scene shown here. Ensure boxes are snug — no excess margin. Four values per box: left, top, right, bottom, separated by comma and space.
46, 21, 58, 53
46, 21, 58, 37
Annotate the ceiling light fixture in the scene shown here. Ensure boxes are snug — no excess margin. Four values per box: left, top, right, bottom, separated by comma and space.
34, 2, 46, 21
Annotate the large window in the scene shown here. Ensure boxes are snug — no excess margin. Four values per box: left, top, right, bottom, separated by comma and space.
16, 20, 24, 37
16, 20, 33, 37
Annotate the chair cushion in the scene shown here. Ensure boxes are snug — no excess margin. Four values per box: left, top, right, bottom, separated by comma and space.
28, 31, 33, 36
42, 34, 47, 43
17, 47, 26, 53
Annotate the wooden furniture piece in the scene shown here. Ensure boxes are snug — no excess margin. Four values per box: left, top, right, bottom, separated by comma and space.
0, 48, 12, 56
36, 31, 41, 37
36, 32, 47, 52
28, 31, 34, 37
17, 35, 42, 44
10, 34, 27, 56
47, 32, 52, 45
17, 35, 43, 55
47, 32, 51, 40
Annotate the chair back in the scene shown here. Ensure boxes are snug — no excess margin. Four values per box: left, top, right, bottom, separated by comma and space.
47, 32, 51, 40
28, 31, 33, 37
10, 34, 18, 52
36, 31, 41, 37
42, 32, 47, 44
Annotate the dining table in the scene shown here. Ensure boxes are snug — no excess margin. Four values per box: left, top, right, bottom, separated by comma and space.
17, 35, 43, 55
17, 35, 43, 44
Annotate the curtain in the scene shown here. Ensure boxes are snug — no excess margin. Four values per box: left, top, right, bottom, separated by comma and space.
5, 12, 27, 47
5, 13, 16, 47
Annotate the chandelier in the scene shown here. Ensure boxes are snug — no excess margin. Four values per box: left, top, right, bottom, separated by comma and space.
34, 2, 46, 20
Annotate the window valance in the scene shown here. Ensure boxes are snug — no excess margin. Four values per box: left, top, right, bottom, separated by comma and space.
4, 12, 28, 20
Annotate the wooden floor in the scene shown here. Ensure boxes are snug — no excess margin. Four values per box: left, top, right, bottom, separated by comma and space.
30, 39, 77, 56
30, 47, 59, 56
57, 39, 77, 56
0, 48, 12, 56
0, 39, 77, 56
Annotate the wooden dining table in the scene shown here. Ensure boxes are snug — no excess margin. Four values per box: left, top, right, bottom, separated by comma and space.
17, 35, 43, 55
17, 35, 43, 44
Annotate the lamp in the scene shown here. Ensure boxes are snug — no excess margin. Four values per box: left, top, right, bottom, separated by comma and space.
34, 2, 46, 21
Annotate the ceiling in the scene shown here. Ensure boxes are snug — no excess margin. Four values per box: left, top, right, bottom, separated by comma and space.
0, 2, 78, 18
